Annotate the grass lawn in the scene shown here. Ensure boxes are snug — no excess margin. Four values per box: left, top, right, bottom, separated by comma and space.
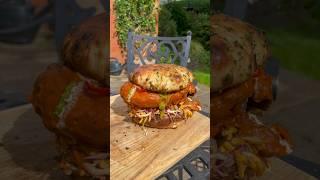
266, 29, 320, 80
191, 28, 320, 86
193, 66, 210, 86
194, 71, 210, 86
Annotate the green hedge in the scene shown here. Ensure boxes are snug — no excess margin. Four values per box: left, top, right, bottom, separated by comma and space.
158, 6, 178, 36
114, 0, 157, 48
189, 40, 210, 71
188, 13, 210, 50
172, 0, 210, 14
164, 2, 191, 35
159, 3, 210, 50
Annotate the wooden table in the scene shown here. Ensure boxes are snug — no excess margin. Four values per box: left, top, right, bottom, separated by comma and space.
0, 102, 316, 179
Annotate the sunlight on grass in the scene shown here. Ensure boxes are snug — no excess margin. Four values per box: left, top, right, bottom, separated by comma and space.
193, 71, 210, 86
267, 30, 320, 80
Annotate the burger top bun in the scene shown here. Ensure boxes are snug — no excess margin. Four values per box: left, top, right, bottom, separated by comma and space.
62, 13, 107, 85
130, 64, 194, 93
211, 14, 270, 93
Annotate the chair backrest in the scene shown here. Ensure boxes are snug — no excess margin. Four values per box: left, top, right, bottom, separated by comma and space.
126, 30, 192, 75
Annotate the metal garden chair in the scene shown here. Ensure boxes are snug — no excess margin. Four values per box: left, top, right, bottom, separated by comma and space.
126, 30, 192, 75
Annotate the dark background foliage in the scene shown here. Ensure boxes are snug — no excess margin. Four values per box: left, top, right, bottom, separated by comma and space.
159, 0, 210, 82
213, 0, 320, 80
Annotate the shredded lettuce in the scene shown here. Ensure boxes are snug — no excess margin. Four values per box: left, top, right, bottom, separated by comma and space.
129, 100, 197, 127
54, 82, 77, 118
127, 86, 136, 103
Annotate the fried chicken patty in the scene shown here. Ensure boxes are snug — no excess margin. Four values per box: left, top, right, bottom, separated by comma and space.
120, 81, 196, 108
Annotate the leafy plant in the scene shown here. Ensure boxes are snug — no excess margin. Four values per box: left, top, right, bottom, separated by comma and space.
164, 2, 191, 35
190, 40, 210, 86
157, 44, 180, 64
303, 0, 320, 21
114, 0, 157, 49
161, 2, 210, 49
159, 57, 172, 64
158, 6, 178, 36
189, 13, 210, 50
173, 0, 211, 14
188, 40, 210, 71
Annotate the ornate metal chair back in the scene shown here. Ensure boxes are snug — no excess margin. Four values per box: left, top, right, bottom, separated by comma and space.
126, 30, 192, 75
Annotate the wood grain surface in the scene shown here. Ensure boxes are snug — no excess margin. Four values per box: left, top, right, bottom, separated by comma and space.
110, 95, 210, 179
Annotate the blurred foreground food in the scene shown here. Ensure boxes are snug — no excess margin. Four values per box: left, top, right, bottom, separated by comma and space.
30, 13, 108, 179
211, 14, 293, 179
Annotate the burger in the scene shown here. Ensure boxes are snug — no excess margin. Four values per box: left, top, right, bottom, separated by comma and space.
30, 13, 108, 179
120, 64, 201, 129
211, 14, 293, 179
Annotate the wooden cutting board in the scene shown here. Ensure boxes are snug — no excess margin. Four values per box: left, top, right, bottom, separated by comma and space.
110, 95, 210, 179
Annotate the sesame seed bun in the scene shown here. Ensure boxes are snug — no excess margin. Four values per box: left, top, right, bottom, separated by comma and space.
129, 64, 193, 93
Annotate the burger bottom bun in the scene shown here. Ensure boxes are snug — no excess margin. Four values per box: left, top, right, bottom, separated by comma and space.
131, 116, 187, 129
